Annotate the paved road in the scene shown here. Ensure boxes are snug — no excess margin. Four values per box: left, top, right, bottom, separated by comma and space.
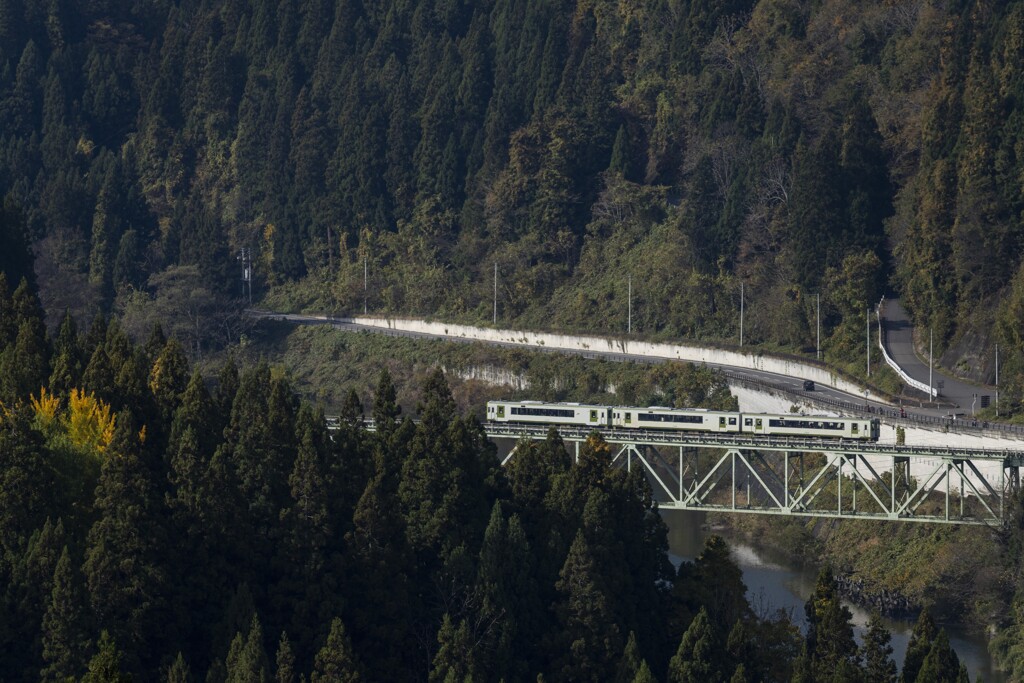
880, 299, 996, 414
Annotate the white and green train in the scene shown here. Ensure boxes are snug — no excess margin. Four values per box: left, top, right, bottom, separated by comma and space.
486, 400, 879, 441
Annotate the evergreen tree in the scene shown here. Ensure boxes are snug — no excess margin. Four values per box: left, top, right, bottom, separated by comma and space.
914, 630, 964, 683
668, 607, 722, 683
149, 339, 190, 429
274, 633, 295, 683
555, 530, 622, 681
40, 545, 89, 682
863, 611, 897, 683
473, 504, 539, 680
82, 346, 116, 407
429, 613, 477, 683
168, 370, 216, 457
615, 630, 642, 683
343, 449, 413, 680
633, 660, 657, 683
311, 618, 362, 683
277, 405, 340, 656
214, 356, 239, 428
81, 631, 131, 683
902, 609, 939, 683
0, 406, 54, 560
371, 368, 400, 439
165, 653, 191, 683
0, 317, 50, 403
48, 309, 82, 397
6, 515, 65, 680
225, 615, 271, 683
83, 411, 172, 676
0, 203, 35, 290
804, 566, 859, 680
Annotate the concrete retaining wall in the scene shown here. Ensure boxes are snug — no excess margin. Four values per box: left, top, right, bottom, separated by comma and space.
347, 316, 888, 402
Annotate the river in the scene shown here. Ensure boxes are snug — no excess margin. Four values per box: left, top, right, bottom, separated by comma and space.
661, 510, 1004, 682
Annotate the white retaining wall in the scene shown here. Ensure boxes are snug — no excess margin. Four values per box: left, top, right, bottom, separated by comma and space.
346, 316, 889, 402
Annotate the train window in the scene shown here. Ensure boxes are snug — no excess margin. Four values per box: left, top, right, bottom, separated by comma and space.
639, 413, 702, 424
512, 407, 575, 417
729, 418, 737, 425
497, 406, 505, 418
744, 418, 752, 426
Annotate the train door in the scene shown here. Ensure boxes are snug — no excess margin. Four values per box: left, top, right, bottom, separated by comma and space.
851, 423, 859, 438
718, 416, 726, 431
753, 417, 764, 434
625, 412, 632, 426
497, 405, 505, 419
589, 409, 598, 424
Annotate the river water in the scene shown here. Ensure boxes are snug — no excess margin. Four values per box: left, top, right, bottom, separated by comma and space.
661, 510, 1004, 682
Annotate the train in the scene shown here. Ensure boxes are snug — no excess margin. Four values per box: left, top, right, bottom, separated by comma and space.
486, 400, 880, 441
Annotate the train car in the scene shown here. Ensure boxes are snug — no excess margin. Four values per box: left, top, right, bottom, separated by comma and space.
611, 406, 742, 433
743, 413, 879, 441
486, 400, 611, 428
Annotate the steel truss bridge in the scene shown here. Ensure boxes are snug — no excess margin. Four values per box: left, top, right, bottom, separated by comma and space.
485, 424, 1024, 526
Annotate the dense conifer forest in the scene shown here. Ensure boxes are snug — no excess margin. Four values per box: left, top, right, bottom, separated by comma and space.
0, 0, 1023, 407
0, 0, 1022, 679
0, 270, 977, 682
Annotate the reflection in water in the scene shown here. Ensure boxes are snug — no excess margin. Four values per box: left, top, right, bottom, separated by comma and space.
662, 510, 1004, 683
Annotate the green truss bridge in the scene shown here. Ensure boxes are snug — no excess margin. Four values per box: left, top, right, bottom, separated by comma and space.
486, 424, 1024, 527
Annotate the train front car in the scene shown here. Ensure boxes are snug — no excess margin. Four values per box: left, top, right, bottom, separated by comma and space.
486, 400, 611, 428
611, 406, 742, 433
747, 414, 879, 440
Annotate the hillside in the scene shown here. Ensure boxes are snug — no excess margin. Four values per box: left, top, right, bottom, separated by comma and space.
0, 0, 1022, 408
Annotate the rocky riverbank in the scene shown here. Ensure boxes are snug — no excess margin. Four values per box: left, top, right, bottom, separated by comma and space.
707, 512, 1005, 627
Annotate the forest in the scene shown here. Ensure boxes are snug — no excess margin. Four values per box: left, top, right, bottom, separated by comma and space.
0, 0, 1023, 678
0, 0, 1022, 408
0, 270, 977, 682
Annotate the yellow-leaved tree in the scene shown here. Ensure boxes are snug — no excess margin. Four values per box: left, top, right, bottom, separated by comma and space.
65, 388, 116, 456
30, 386, 61, 433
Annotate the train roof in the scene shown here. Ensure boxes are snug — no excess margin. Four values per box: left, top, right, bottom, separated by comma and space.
488, 400, 608, 408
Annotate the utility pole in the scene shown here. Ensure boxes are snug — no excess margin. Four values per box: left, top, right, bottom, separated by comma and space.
628, 275, 632, 334
866, 306, 870, 377
327, 226, 333, 273
740, 282, 744, 347
816, 293, 820, 361
363, 256, 367, 315
929, 327, 933, 403
996, 343, 1000, 417
493, 262, 498, 325
239, 247, 252, 305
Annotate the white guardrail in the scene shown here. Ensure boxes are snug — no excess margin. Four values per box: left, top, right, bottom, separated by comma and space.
877, 299, 938, 399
